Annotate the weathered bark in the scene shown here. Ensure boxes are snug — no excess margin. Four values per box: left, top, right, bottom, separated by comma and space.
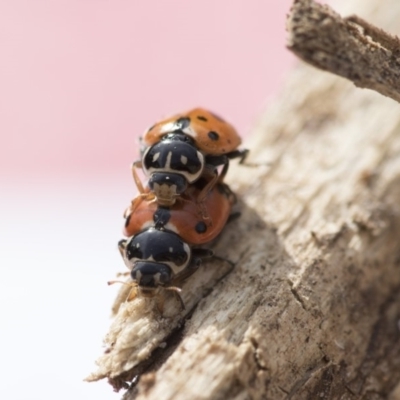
287, 0, 400, 103
86, 0, 400, 398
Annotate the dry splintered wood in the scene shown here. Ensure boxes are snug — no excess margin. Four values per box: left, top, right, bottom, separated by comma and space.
287, 0, 400, 103
85, 253, 234, 390
86, 0, 400, 398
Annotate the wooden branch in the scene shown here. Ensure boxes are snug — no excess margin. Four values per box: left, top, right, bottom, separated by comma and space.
86, 0, 400, 398
287, 0, 400, 103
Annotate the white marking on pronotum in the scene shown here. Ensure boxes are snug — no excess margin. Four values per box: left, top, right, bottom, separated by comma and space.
180, 155, 188, 165
160, 121, 176, 134
183, 242, 191, 261
169, 247, 173, 253
143, 147, 205, 183
154, 272, 162, 285
164, 222, 178, 234
152, 152, 160, 162
182, 126, 196, 138
141, 221, 153, 230
135, 270, 142, 282
165, 151, 172, 170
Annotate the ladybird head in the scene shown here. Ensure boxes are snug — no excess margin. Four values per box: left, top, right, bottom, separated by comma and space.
122, 228, 191, 294
141, 134, 205, 205
115, 231, 189, 303
130, 261, 172, 297
147, 172, 188, 206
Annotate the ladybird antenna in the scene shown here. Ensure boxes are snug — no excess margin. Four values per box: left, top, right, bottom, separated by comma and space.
166, 286, 185, 310
115, 271, 130, 278
107, 280, 138, 303
107, 279, 137, 288
166, 286, 181, 293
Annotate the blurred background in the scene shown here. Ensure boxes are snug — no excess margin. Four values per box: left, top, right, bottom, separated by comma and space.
0, 1, 294, 399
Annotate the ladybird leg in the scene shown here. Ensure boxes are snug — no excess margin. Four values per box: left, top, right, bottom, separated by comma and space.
131, 160, 146, 194
123, 196, 141, 218
156, 294, 165, 314
124, 191, 157, 219
192, 248, 214, 261
172, 249, 214, 288
123, 193, 148, 218
227, 211, 241, 224
217, 182, 237, 205
147, 194, 158, 205
196, 168, 219, 221
227, 149, 267, 167
206, 150, 253, 169
116, 271, 130, 278
211, 254, 235, 270
130, 160, 158, 212
126, 286, 138, 302
175, 196, 202, 220
204, 154, 231, 183
226, 149, 249, 164
213, 149, 252, 179
170, 268, 197, 288
163, 250, 213, 310
196, 249, 234, 272
217, 156, 230, 183
169, 252, 210, 288
176, 196, 196, 207
175, 196, 210, 229
165, 286, 185, 310
107, 279, 138, 303
190, 248, 214, 274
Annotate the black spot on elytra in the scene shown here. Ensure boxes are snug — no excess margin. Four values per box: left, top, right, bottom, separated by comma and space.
175, 117, 191, 130
197, 115, 208, 122
195, 221, 207, 234
153, 207, 172, 228
208, 131, 219, 141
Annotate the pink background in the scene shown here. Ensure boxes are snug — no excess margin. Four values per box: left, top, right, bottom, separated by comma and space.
1, 0, 293, 179
1, 1, 295, 399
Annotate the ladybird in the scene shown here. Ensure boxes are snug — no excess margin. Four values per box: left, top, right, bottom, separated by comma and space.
112, 228, 213, 310
123, 178, 236, 245
143, 108, 242, 155
132, 108, 248, 207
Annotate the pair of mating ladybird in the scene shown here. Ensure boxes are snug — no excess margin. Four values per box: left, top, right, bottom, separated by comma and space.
110, 108, 246, 310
